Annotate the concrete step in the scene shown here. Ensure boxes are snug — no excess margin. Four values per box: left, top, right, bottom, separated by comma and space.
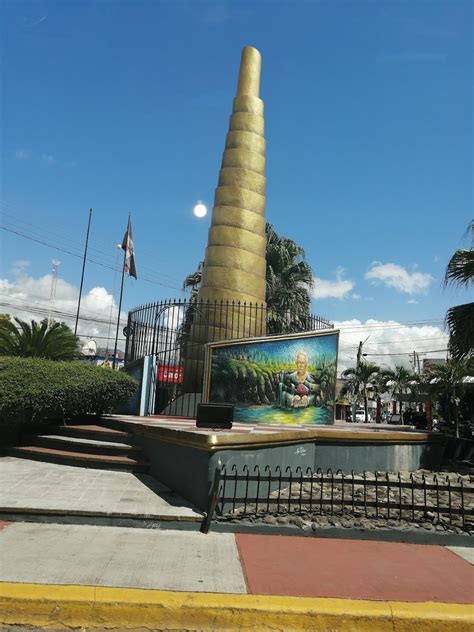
97, 418, 139, 434
8, 446, 149, 472
23, 434, 141, 457
55, 424, 134, 443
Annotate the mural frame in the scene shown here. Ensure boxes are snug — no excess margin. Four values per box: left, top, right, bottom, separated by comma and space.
203, 329, 339, 425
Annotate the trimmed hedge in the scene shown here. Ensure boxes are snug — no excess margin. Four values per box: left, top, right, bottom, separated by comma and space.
0, 356, 138, 424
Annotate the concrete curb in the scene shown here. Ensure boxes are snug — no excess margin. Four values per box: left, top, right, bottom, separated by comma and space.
0, 582, 472, 631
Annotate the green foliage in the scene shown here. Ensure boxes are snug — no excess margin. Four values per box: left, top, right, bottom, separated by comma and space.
341, 362, 381, 421
444, 221, 474, 360
381, 365, 417, 415
0, 318, 79, 361
445, 302, 474, 361
265, 223, 314, 334
0, 356, 138, 424
422, 358, 473, 437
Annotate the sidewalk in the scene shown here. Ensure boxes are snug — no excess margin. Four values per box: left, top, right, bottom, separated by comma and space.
0, 456, 472, 630
0, 520, 472, 631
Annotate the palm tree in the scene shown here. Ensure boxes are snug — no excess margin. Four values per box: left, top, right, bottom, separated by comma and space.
444, 220, 474, 360
425, 359, 473, 438
382, 365, 416, 418
0, 318, 79, 361
182, 261, 204, 301
340, 362, 380, 423
265, 223, 314, 333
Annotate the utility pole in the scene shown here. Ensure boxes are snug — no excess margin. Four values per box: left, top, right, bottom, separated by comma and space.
351, 336, 370, 422
74, 208, 92, 335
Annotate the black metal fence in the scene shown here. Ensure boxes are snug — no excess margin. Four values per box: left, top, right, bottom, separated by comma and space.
201, 466, 474, 533
124, 299, 333, 417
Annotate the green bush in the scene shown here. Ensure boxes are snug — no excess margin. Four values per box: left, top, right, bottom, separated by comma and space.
0, 356, 138, 424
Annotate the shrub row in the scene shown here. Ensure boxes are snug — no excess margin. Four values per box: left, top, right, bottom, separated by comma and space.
0, 356, 138, 424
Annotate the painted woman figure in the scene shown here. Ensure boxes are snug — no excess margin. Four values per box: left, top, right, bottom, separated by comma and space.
279, 350, 320, 409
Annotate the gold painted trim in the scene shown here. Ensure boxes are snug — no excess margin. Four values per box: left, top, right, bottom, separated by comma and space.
135, 422, 437, 453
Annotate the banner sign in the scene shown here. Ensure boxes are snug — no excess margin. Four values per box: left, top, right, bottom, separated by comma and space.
157, 364, 183, 383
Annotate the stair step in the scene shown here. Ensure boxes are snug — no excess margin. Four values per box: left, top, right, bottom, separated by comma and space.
97, 418, 137, 434
56, 425, 133, 443
8, 446, 148, 472
25, 435, 140, 456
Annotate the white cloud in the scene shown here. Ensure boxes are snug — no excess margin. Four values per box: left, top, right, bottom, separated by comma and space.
351, 293, 361, 300
10, 260, 30, 277
335, 318, 448, 374
312, 268, 355, 300
0, 272, 127, 350
42, 153, 56, 166
15, 149, 31, 160
365, 262, 433, 295
407, 299, 418, 304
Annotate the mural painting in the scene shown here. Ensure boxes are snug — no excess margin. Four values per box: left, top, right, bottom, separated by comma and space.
204, 330, 339, 424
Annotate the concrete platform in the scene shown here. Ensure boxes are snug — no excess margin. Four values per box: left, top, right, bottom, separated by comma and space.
106, 415, 446, 511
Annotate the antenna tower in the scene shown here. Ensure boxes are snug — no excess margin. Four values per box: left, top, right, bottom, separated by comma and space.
48, 259, 60, 327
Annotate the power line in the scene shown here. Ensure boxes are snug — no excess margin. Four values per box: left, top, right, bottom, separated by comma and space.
0, 225, 181, 290
0, 204, 184, 285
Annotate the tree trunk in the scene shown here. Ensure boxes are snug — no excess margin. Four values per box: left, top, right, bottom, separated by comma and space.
364, 393, 368, 423
376, 397, 381, 423
454, 402, 460, 439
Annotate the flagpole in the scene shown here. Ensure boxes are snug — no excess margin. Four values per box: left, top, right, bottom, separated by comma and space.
112, 215, 129, 369
74, 208, 92, 335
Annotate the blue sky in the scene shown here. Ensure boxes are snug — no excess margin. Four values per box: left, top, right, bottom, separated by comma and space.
0, 0, 471, 368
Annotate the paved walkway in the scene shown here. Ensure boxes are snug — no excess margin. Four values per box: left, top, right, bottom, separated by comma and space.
0, 520, 472, 631
0, 457, 202, 520
1, 455, 472, 630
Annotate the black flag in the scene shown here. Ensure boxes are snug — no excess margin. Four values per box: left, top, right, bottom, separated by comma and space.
121, 216, 137, 279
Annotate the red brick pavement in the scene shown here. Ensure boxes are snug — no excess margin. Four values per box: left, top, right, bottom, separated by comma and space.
236, 534, 474, 604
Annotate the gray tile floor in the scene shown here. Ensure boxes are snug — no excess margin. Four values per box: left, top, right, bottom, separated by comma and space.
0, 522, 246, 593
0, 457, 202, 519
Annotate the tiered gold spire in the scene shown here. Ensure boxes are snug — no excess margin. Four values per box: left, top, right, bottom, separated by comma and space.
198, 46, 267, 319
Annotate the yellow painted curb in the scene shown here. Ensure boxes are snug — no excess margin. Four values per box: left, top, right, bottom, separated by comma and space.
0, 582, 472, 631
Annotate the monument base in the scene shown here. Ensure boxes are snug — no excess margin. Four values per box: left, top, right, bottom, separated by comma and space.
108, 415, 447, 511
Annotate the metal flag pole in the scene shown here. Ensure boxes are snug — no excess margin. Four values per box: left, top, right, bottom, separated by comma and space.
74, 208, 92, 335
112, 214, 130, 368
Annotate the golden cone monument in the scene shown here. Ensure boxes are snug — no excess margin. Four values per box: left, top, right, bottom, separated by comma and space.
184, 46, 267, 390
198, 45, 267, 317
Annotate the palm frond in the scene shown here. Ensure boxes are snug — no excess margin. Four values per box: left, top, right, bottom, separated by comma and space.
446, 302, 474, 360
444, 249, 474, 289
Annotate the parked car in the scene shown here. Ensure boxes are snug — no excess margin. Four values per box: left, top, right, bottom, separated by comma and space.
354, 409, 367, 423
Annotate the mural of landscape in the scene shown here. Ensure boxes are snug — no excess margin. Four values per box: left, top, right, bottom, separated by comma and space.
205, 331, 339, 425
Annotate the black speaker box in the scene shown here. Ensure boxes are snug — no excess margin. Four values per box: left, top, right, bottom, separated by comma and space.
196, 403, 234, 429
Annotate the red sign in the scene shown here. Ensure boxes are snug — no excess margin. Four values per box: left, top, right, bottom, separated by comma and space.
157, 364, 183, 383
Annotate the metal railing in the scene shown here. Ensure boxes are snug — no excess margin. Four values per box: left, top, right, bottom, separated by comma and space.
201, 466, 474, 533
124, 299, 333, 417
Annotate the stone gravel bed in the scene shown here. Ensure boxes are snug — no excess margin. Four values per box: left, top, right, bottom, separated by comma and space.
215, 466, 474, 535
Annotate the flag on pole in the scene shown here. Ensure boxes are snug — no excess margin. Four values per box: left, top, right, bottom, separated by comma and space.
121, 216, 137, 279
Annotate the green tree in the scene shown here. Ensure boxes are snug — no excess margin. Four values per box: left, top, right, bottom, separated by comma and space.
424, 359, 473, 438
0, 317, 79, 361
444, 220, 474, 360
265, 223, 314, 333
382, 365, 417, 418
340, 362, 380, 423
